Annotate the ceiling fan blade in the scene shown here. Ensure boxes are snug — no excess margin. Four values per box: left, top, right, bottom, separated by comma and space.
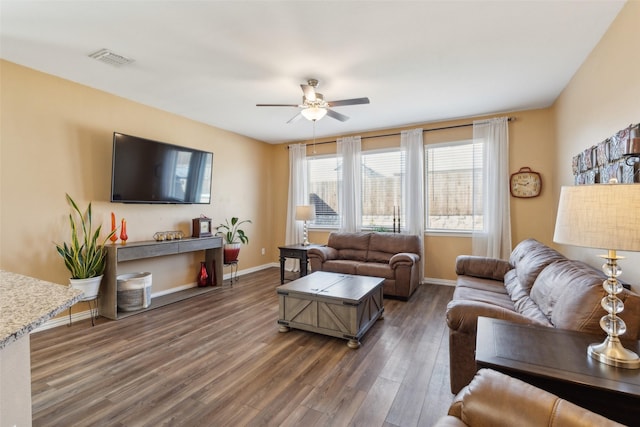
301, 84, 316, 102
326, 109, 349, 122
286, 112, 302, 124
256, 103, 301, 107
327, 97, 370, 107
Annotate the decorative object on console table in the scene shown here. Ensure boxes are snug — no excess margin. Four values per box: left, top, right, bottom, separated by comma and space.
295, 205, 315, 246
54, 194, 116, 324
554, 181, 640, 369
110, 212, 118, 244
192, 215, 212, 237
119, 218, 128, 245
216, 216, 251, 263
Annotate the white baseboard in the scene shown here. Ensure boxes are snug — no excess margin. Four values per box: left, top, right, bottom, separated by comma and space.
34, 263, 278, 332
33, 305, 97, 332
423, 277, 456, 287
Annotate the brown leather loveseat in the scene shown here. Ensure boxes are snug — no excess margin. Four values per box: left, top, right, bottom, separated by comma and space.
446, 238, 640, 393
434, 369, 624, 427
308, 232, 422, 299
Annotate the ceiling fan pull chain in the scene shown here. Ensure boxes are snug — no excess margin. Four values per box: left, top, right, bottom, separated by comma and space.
312, 120, 317, 154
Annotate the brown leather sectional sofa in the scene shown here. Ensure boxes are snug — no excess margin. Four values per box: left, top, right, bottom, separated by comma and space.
307, 232, 422, 299
434, 369, 624, 427
446, 238, 640, 393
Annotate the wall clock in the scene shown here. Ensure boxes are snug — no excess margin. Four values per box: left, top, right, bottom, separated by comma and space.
510, 167, 542, 198
192, 217, 212, 237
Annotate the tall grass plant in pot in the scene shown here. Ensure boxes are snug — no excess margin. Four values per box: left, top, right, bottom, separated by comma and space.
216, 217, 251, 263
55, 194, 116, 300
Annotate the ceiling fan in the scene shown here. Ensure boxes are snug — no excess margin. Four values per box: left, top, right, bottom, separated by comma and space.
256, 79, 370, 123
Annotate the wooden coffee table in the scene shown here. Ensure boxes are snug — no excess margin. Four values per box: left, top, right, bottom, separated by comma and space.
276, 271, 384, 348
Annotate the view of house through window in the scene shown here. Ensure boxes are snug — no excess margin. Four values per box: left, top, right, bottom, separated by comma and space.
425, 140, 483, 232
308, 155, 339, 227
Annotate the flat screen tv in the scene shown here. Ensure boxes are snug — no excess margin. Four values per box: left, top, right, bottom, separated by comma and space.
111, 132, 213, 204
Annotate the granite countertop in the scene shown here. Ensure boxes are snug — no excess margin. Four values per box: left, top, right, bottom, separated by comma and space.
0, 270, 83, 349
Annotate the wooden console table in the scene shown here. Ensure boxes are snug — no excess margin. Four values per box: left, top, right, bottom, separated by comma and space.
100, 236, 223, 320
475, 316, 640, 425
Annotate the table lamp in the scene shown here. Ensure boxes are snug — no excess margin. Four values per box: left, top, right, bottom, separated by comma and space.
295, 205, 316, 246
553, 181, 640, 369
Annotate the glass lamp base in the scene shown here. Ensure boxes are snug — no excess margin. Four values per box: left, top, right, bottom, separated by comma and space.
588, 337, 640, 369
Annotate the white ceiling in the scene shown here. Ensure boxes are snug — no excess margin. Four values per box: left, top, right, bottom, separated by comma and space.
0, 1, 626, 144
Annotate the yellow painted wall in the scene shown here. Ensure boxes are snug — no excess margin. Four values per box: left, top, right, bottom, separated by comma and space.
0, 60, 274, 308
553, 1, 640, 293
270, 109, 558, 282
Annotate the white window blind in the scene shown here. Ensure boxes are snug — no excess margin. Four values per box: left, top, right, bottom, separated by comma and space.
425, 140, 483, 232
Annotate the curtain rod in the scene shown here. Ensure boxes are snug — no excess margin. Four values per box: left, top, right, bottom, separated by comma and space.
287, 116, 515, 148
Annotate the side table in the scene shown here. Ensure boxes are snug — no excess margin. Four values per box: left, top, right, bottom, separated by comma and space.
278, 243, 324, 284
475, 316, 640, 425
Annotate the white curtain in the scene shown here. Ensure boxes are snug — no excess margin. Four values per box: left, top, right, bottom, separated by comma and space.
337, 136, 362, 232
401, 128, 425, 281
472, 117, 512, 259
285, 143, 307, 271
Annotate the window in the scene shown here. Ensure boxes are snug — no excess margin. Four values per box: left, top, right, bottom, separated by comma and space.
361, 150, 404, 231
307, 149, 404, 230
425, 140, 483, 232
308, 155, 340, 227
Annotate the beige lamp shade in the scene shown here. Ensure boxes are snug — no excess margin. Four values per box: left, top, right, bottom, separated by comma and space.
553, 183, 640, 251
295, 205, 316, 221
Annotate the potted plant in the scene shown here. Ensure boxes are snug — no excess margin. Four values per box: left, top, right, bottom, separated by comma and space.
216, 217, 251, 263
55, 194, 116, 301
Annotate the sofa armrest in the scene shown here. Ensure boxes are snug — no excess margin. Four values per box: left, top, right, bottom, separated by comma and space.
455, 255, 512, 281
389, 252, 419, 269
307, 246, 337, 263
447, 369, 624, 427
446, 300, 544, 335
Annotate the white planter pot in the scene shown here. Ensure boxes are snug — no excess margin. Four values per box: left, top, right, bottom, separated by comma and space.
69, 275, 103, 301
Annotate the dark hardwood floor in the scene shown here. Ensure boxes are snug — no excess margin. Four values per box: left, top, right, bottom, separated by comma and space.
30, 268, 455, 427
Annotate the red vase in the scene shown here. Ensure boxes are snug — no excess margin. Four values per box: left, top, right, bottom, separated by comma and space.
197, 262, 208, 287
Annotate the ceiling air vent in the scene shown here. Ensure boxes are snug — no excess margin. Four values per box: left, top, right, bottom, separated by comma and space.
88, 48, 134, 67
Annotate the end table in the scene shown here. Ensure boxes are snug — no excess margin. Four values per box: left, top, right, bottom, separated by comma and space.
475, 316, 640, 425
278, 243, 323, 284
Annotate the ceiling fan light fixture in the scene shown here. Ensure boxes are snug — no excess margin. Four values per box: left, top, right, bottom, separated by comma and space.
301, 107, 327, 121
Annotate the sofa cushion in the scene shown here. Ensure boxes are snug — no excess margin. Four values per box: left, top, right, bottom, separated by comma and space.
530, 260, 605, 333
328, 232, 370, 261
356, 262, 394, 279
321, 260, 359, 275
453, 281, 515, 311
509, 239, 566, 293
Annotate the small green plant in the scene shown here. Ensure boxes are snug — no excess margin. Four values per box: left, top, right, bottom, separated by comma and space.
55, 194, 116, 279
216, 217, 251, 244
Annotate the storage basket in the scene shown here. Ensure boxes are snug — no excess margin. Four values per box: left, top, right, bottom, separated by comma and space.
117, 272, 152, 312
